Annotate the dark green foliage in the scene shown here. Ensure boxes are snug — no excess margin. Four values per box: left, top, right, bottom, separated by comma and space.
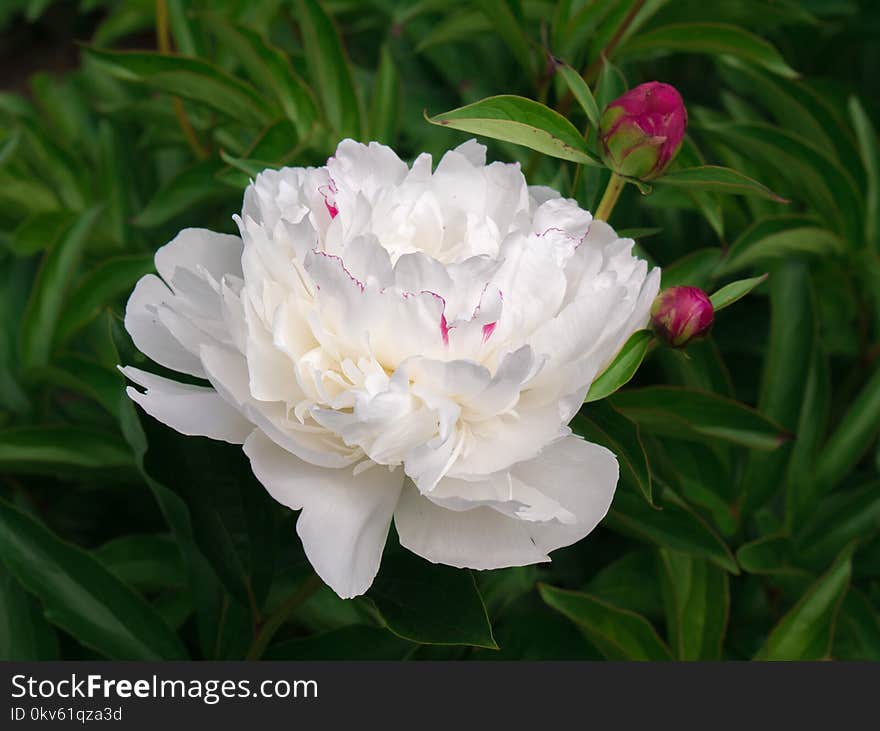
0, 0, 878, 660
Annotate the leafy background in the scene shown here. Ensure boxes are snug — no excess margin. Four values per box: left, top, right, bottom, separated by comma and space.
1, 0, 879, 661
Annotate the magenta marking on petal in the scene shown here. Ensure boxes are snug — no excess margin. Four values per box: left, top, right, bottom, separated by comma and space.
440, 314, 450, 346
481, 322, 497, 342
318, 181, 339, 219
314, 251, 365, 292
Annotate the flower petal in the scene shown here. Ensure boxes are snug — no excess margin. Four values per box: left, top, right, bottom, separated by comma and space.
124, 274, 205, 377
395, 435, 618, 569
122, 366, 253, 443
244, 431, 404, 598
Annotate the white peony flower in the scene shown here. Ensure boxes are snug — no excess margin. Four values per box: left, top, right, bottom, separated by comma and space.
122, 139, 660, 598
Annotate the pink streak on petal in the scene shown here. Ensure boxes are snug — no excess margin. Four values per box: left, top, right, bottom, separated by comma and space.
481, 322, 497, 342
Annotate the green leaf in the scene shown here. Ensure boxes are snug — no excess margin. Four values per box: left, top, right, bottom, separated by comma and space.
736, 535, 799, 576
814, 365, 880, 491
795, 483, 880, 569
0, 426, 132, 475
200, 14, 318, 136
659, 549, 729, 659
94, 534, 186, 593
30, 355, 127, 418
427, 95, 600, 165
265, 625, 414, 660
83, 47, 275, 127
586, 330, 654, 402
415, 10, 491, 52
655, 165, 787, 202
9, 211, 74, 257
607, 489, 739, 574
709, 274, 768, 311
837, 590, 880, 661
720, 224, 843, 275
707, 122, 862, 244
555, 60, 600, 128
610, 386, 790, 451
619, 22, 798, 78
367, 549, 497, 649
474, 0, 535, 79
661, 248, 722, 289
0, 568, 58, 660
369, 44, 399, 145
54, 254, 154, 344
574, 402, 653, 504
19, 206, 102, 370
740, 261, 815, 517
539, 584, 672, 660
586, 550, 665, 619
141, 419, 277, 611
754, 545, 853, 660
0, 499, 187, 660
133, 160, 233, 228
849, 96, 879, 247
295, 0, 362, 139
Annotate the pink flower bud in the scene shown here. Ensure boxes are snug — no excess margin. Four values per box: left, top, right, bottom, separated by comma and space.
599, 82, 687, 181
650, 286, 714, 348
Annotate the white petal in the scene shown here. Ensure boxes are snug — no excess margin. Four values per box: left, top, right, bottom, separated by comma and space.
395, 482, 551, 569
122, 366, 253, 443
124, 274, 205, 377
244, 431, 404, 598
154, 228, 243, 286
395, 435, 618, 569
517, 436, 619, 554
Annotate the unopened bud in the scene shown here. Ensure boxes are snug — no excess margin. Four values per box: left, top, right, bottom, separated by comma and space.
651, 286, 714, 348
599, 82, 687, 181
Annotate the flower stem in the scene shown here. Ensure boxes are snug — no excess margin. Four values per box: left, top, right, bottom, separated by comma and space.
245, 573, 322, 661
594, 172, 626, 222
155, 0, 207, 160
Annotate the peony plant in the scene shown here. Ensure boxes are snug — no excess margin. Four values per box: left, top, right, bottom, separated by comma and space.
122, 139, 659, 597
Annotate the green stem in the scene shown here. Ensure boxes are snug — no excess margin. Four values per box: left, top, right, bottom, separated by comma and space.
594, 172, 626, 222
156, 0, 207, 160
245, 573, 322, 661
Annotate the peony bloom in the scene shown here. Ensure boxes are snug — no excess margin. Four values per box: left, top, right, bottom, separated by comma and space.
599, 81, 687, 181
650, 286, 714, 348
122, 140, 660, 598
